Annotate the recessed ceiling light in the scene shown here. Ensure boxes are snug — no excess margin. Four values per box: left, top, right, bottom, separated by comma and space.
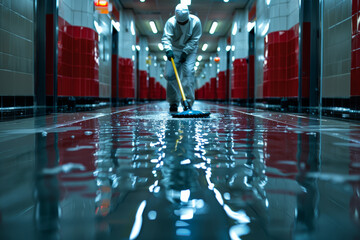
158, 43, 164, 51
149, 21, 158, 34
202, 43, 208, 51
209, 21, 218, 34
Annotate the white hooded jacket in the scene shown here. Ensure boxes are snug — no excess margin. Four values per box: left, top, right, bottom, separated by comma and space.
161, 14, 202, 55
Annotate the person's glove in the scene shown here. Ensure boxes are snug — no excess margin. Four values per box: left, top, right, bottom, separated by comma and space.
179, 52, 187, 63
166, 50, 174, 61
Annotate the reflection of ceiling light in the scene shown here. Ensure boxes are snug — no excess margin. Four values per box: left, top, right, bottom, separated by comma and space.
132, 45, 135, 51
195, 62, 200, 66
94, 20, 102, 34
226, 45, 231, 51
163, 55, 167, 61
197, 55, 202, 61
130, 21, 135, 35
224, 0, 229, 2
111, 20, 120, 32
181, 0, 191, 5
217, 47, 220, 52
140, 0, 145, 2
158, 43, 164, 51
232, 45, 235, 51
136, 45, 140, 51
232, 22, 237, 35
149, 21, 158, 34
247, 21, 255, 32
209, 21, 218, 34
146, 47, 149, 51
202, 43, 208, 51
194, 66, 198, 71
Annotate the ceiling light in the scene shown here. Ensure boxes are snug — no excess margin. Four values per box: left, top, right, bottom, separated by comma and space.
136, 45, 140, 51
209, 21, 218, 34
140, 0, 145, 2
226, 45, 231, 51
217, 47, 220, 52
224, 0, 229, 2
232, 45, 235, 51
202, 43, 208, 51
195, 62, 200, 66
158, 43, 164, 51
132, 45, 135, 51
232, 22, 237, 35
163, 55, 167, 61
146, 47, 149, 51
149, 21, 158, 34
194, 66, 198, 71
197, 55, 203, 61
181, 0, 191, 5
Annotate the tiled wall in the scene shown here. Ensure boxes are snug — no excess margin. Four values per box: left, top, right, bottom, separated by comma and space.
254, 0, 301, 99
323, 0, 351, 98
0, 0, 34, 99
49, 0, 113, 98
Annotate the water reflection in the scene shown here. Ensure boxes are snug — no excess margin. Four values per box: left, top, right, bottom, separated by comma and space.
3, 104, 355, 239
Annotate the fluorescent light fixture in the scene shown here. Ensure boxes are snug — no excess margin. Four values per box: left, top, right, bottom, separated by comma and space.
232, 45, 235, 51
197, 55, 203, 61
217, 47, 220, 52
158, 43, 164, 51
226, 45, 231, 51
201, 43, 208, 51
209, 21, 218, 34
94, 20, 102, 34
195, 62, 200, 66
181, 0, 191, 5
247, 21, 255, 32
111, 20, 120, 32
163, 55, 167, 61
149, 21, 158, 34
131, 21, 135, 35
136, 45, 140, 51
232, 22, 237, 35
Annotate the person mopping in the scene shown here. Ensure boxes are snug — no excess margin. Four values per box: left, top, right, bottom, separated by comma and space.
162, 4, 209, 118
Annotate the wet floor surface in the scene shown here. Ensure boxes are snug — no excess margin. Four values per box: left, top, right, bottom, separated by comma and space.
0, 102, 359, 240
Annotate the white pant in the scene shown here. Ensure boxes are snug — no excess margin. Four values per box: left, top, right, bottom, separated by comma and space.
164, 49, 197, 106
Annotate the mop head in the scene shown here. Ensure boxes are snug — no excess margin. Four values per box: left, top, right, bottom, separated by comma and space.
172, 110, 211, 118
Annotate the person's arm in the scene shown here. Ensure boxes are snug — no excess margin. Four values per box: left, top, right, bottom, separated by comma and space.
161, 20, 174, 52
183, 19, 202, 55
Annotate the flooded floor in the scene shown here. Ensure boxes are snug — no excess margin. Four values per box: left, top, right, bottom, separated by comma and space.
0, 102, 359, 240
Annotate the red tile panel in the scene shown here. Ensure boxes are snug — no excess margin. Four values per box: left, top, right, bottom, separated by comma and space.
351, 1, 360, 96
261, 23, 310, 98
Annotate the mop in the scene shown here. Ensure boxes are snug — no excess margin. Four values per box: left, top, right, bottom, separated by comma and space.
170, 57, 210, 118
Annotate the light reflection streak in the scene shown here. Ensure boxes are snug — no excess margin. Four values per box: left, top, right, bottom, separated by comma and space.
129, 200, 147, 240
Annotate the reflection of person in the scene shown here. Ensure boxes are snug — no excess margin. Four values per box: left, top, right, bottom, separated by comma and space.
162, 3, 202, 112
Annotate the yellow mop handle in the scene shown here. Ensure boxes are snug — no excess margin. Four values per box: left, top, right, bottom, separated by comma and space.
170, 58, 187, 101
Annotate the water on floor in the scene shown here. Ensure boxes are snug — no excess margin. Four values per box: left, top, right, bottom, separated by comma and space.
0, 102, 359, 240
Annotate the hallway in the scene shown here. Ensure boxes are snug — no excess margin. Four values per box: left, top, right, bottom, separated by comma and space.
0, 102, 359, 239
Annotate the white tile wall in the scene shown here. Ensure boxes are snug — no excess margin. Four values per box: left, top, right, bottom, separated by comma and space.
0, 0, 34, 96
73, 11, 82, 26
322, 0, 352, 98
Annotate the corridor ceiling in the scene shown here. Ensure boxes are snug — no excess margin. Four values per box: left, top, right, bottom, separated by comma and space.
117, 0, 250, 65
